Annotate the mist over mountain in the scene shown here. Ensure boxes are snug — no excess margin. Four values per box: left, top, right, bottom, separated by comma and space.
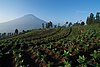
0, 14, 46, 33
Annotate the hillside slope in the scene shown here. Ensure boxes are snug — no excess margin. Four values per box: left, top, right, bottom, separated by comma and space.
0, 14, 46, 33
0, 24, 100, 67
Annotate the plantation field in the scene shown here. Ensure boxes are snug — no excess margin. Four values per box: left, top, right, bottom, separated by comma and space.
0, 24, 100, 67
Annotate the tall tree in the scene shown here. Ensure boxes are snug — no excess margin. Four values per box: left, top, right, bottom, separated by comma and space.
81, 21, 85, 26
66, 22, 68, 24
42, 23, 44, 29
2, 33, 6, 38
49, 21, 53, 28
46, 23, 48, 28
68, 22, 72, 27
95, 12, 100, 23
86, 13, 95, 25
65, 21, 68, 27
0, 33, 1, 38
15, 29, 18, 35
86, 17, 89, 25
54, 25, 57, 28
23, 30, 25, 33
58, 23, 60, 27
47, 22, 50, 28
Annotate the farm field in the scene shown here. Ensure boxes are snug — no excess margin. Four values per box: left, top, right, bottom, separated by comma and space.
0, 24, 100, 67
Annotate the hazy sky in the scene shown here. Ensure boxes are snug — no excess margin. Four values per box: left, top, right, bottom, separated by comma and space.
0, 0, 100, 24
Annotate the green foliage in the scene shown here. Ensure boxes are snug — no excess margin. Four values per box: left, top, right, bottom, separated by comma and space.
77, 55, 86, 64
95, 12, 100, 23
86, 13, 95, 25
81, 64, 87, 67
86, 12, 100, 25
48, 61, 53, 67
64, 60, 71, 67
0, 24, 100, 66
63, 50, 72, 58
90, 50, 99, 60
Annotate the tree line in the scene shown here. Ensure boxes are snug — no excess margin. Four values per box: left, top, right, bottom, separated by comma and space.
42, 21, 75, 29
41, 12, 100, 29
42, 21, 54, 29
86, 12, 100, 25
0, 29, 29, 39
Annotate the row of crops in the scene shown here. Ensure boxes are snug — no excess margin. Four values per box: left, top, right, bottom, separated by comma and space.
0, 25, 100, 67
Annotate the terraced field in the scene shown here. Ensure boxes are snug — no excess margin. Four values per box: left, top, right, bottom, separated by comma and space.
0, 25, 100, 67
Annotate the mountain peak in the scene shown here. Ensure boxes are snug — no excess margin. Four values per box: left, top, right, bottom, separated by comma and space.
0, 14, 46, 33
23, 14, 35, 17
